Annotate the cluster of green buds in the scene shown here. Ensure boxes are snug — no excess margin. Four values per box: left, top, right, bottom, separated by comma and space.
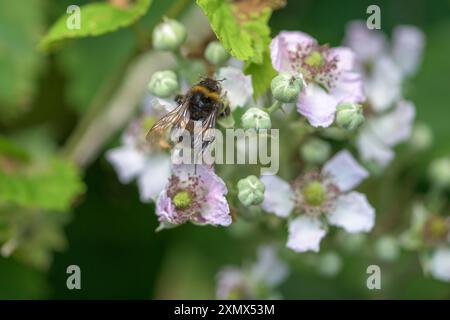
148, 18, 189, 98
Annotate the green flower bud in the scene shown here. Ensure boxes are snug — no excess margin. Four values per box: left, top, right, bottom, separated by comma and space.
428, 157, 450, 188
237, 175, 265, 206
172, 191, 193, 210
205, 41, 230, 66
152, 19, 187, 51
374, 236, 400, 262
271, 72, 303, 103
410, 122, 433, 151
335, 102, 364, 130
148, 70, 179, 98
300, 138, 331, 164
318, 252, 342, 277
241, 108, 271, 130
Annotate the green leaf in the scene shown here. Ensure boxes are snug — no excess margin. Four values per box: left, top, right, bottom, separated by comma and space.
39, 0, 152, 52
0, 209, 69, 270
0, 158, 85, 212
0, 136, 30, 164
244, 50, 276, 99
0, 0, 45, 121
196, 0, 272, 64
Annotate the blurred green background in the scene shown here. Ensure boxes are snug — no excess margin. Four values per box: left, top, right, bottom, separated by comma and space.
0, 0, 449, 299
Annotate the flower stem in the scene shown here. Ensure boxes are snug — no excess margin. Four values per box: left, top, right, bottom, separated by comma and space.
265, 100, 283, 114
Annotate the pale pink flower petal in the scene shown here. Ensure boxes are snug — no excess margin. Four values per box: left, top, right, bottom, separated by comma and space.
370, 100, 416, 146
365, 55, 403, 112
323, 150, 369, 192
330, 71, 365, 104
106, 145, 146, 183
217, 67, 253, 110
356, 127, 395, 167
344, 21, 386, 63
270, 31, 316, 72
287, 216, 326, 253
430, 248, 450, 282
392, 25, 425, 76
137, 154, 172, 202
261, 175, 295, 218
328, 192, 375, 233
156, 165, 231, 229
297, 84, 337, 128
330, 47, 356, 71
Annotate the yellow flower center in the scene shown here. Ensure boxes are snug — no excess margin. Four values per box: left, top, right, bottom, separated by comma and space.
173, 191, 193, 210
305, 51, 325, 69
303, 181, 325, 207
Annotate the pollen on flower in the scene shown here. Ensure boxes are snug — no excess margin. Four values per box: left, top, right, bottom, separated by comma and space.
292, 170, 340, 216
422, 215, 450, 246
173, 190, 193, 209
305, 51, 325, 68
165, 174, 204, 223
288, 43, 339, 91
303, 181, 326, 206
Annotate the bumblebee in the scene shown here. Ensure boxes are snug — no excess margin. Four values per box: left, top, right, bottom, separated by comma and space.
146, 77, 230, 150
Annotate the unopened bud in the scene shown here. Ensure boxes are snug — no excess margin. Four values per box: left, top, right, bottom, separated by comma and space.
300, 138, 331, 164
152, 19, 187, 51
148, 70, 179, 98
428, 157, 450, 188
241, 108, 271, 130
335, 102, 364, 130
237, 175, 265, 206
271, 72, 302, 103
205, 41, 230, 66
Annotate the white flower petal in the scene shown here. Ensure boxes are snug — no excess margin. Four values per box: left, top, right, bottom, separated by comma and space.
328, 192, 375, 233
392, 25, 425, 76
287, 216, 326, 253
137, 154, 172, 202
297, 84, 337, 128
270, 31, 316, 72
323, 150, 369, 192
356, 125, 395, 167
260, 175, 294, 218
217, 67, 253, 110
331, 71, 365, 104
365, 55, 403, 112
331, 47, 355, 71
430, 248, 450, 282
344, 21, 386, 63
251, 245, 289, 288
106, 145, 146, 183
370, 100, 416, 146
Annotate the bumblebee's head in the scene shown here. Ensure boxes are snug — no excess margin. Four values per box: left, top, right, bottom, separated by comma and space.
198, 77, 222, 93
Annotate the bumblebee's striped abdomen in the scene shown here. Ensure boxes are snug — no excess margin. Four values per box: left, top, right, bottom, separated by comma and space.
191, 85, 220, 102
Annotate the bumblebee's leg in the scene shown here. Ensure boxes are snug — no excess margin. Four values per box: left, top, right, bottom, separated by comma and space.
218, 105, 231, 118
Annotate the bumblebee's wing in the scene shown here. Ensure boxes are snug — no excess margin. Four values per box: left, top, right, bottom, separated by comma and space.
192, 108, 218, 155
146, 102, 190, 146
